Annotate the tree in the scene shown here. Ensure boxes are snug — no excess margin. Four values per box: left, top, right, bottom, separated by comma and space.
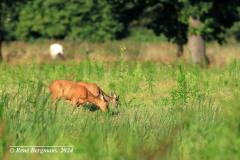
227, 6, 240, 41
188, 16, 209, 65
179, 0, 239, 65
109, 0, 188, 57
15, 0, 122, 41
1, 0, 239, 64
142, 0, 239, 65
0, 0, 26, 61
107, 0, 148, 39
138, 0, 188, 57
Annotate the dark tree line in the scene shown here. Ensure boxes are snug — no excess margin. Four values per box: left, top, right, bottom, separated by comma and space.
0, 0, 240, 64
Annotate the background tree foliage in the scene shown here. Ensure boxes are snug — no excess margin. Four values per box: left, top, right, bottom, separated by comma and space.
5, 0, 122, 41
1, 0, 240, 42
1, 0, 27, 61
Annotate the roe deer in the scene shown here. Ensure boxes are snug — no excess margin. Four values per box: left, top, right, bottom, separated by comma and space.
49, 80, 108, 112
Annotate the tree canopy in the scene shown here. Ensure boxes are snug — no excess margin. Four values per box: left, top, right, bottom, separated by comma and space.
0, 0, 240, 42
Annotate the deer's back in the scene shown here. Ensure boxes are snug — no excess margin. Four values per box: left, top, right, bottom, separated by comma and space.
77, 82, 100, 97
49, 80, 88, 100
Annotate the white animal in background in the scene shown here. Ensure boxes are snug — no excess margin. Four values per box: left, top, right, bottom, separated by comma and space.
49, 43, 65, 60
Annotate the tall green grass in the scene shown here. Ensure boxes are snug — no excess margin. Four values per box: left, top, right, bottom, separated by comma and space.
0, 59, 240, 160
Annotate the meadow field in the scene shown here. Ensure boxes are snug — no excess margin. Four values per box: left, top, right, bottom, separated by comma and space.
0, 41, 240, 160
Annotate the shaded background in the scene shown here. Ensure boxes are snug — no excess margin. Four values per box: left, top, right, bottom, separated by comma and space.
0, 0, 240, 65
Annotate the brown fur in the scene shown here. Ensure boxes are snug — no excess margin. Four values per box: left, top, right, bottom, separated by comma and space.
49, 80, 108, 112
77, 81, 119, 107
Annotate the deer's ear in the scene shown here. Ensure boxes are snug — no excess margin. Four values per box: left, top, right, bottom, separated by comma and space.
100, 94, 104, 101
113, 93, 117, 98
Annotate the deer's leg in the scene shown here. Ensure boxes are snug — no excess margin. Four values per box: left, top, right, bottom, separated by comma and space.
71, 98, 85, 113
70, 98, 77, 106
77, 99, 85, 106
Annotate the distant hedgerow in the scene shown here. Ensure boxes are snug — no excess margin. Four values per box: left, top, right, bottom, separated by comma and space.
15, 0, 122, 41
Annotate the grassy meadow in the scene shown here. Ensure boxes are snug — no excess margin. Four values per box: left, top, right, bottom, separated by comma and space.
0, 41, 240, 160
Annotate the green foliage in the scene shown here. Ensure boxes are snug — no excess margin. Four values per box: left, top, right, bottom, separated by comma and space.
178, 0, 239, 42
14, 0, 122, 41
129, 27, 167, 42
228, 16, 240, 41
188, 18, 214, 36
1, 0, 240, 42
0, 0, 26, 41
179, 1, 213, 23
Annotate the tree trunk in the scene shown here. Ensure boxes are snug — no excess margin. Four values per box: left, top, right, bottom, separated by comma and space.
177, 42, 184, 57
188, 16, 209, 65
176, 23, 184, 57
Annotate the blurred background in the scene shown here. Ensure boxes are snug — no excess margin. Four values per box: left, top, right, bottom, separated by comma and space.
1, 1, 240, 159
0, 0, 240, 65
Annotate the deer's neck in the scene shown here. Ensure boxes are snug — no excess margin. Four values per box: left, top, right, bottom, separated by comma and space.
87, 94, 102, 106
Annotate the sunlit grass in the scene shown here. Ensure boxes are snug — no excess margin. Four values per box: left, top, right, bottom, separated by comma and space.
0, 59, 240, 159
